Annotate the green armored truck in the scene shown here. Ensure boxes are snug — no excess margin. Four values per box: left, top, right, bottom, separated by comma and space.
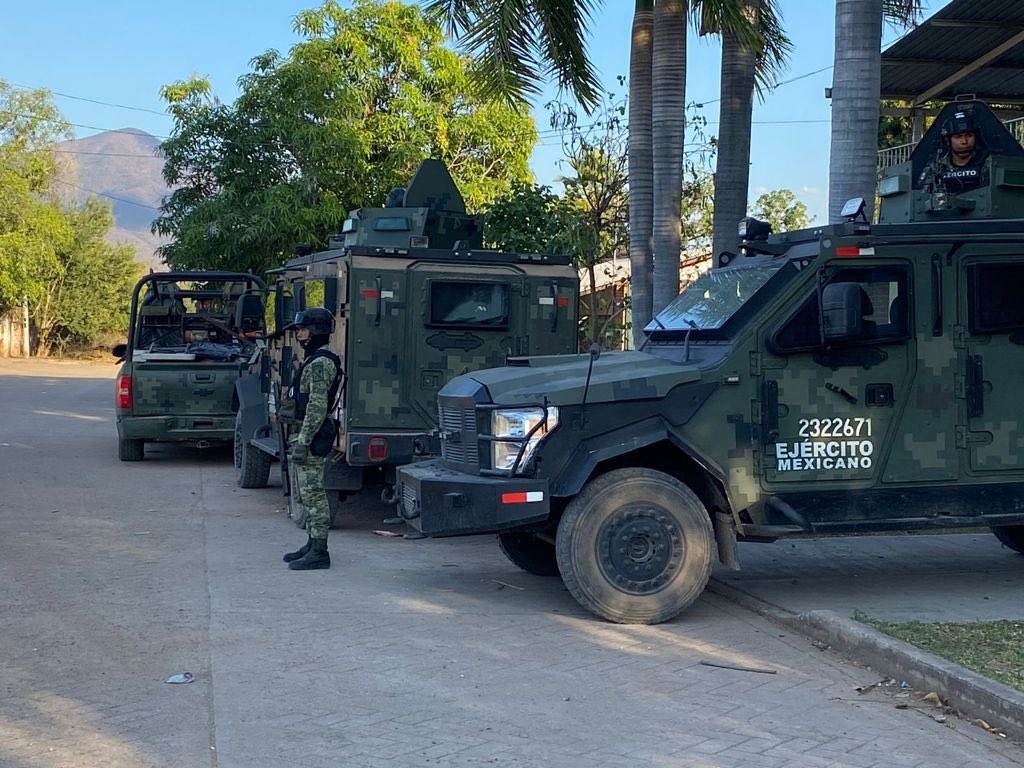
233, 159, 579, 525
397, 100, 1024, 624
113, 272, 268, 461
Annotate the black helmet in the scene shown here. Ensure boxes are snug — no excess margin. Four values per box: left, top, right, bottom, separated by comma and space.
942, 111, 977, 139
286, 307, 334, 335
384, 187, 407, 208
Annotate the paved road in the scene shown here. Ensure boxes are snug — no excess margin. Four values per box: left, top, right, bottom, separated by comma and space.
2, 357, 1024, 768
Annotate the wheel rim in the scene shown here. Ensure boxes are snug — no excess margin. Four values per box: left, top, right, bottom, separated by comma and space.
597, 507, 683, 595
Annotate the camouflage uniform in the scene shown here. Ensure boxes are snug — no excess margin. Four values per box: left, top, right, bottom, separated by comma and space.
290, 353, 339, 541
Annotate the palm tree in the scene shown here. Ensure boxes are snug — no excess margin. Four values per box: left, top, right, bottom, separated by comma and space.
651, 0, 688, 314
829, 0, 921, 222
423, 0, 775, 341
628, 0, 654, 345
707, 0, 790, 262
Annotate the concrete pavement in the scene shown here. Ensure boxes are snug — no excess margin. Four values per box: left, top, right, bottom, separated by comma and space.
710, 532, 1024, 744
3, 357, 1024, 767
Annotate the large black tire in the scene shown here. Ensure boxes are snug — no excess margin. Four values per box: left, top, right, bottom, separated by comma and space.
991, 525, 1024, 554
118, 438, 144, 462
234, 411, 271, 488
497, 532, 560, 577
556, 467, 713, 624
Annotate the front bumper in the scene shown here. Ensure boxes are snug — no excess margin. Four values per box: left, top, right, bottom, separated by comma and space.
397, 459, 551, 536
116, 413, 235, 443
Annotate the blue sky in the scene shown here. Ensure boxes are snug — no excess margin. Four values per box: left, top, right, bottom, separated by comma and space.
1, 0, 947, 225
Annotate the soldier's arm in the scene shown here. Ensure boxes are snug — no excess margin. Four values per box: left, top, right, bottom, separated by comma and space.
295, 358, 335, 446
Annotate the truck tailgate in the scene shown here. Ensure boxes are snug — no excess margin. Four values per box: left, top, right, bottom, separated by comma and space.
130, 360, 241, 416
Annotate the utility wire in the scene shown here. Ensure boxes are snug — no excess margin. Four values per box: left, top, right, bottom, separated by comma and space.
9, 81, 171, 118
51, 179, 163, 212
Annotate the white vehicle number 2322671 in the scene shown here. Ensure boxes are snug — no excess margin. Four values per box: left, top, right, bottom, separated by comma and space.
774, 418, 875, 472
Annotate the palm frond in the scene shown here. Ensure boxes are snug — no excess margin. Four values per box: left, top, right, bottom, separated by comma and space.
882, 0, 923, 27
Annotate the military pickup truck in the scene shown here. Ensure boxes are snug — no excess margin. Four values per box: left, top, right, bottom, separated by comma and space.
397, 99, 1024, 624
233, 160, 579, 526
112, 272, 267, 461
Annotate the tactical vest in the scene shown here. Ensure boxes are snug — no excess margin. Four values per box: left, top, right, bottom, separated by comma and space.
292, 349, 342, 418
291, 348, 343, 455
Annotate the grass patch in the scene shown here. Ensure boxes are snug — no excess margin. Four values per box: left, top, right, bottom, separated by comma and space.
854, 612, 1024, 694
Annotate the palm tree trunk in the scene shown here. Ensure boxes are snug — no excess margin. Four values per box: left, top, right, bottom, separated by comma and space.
711, 0, 758, 261
829, 0, 883, 222
652, 0, 687, 314
628, 0, 654, 347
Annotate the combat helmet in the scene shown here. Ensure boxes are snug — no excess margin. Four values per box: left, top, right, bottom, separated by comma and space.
286, 307, 335, 335
942, 110, 978, 141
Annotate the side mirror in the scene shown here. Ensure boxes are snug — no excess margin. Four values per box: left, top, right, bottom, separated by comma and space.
112, 342, 128, 360
822, 282, 869, 341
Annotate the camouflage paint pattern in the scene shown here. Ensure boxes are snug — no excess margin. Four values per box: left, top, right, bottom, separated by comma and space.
126, 361, 241, 417
292, 454, 330, 539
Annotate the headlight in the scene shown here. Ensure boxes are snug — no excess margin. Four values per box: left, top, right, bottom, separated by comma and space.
491, 406, 559, 472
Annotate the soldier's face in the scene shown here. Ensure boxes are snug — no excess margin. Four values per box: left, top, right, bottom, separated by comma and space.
949, 131, 976, 160
296, 327, 312, 347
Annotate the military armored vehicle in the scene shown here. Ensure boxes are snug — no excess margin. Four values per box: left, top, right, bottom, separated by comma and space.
113, 271, 268, 460
233, 159, 579, 525
397, 100, 1024, 624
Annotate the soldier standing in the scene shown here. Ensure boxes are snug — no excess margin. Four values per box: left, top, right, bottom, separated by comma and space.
282, 308, 342, 571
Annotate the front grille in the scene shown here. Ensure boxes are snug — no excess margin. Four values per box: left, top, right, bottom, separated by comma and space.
439, 405, 479, 466
401, 482, 418, 519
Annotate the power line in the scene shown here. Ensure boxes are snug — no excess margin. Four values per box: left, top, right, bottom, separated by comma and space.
9, 81, 171, 118
53, 148, 165, 159
51, 179, 163, 212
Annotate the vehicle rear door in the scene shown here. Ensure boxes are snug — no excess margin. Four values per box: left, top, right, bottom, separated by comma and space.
958, 251, 1024, 476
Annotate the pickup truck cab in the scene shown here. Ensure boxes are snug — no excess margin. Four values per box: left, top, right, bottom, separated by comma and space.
112, 271, 267, 461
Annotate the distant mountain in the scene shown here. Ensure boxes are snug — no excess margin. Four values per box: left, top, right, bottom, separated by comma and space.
55, 128, 172, 270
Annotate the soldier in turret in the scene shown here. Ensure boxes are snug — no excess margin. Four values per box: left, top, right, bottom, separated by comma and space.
281, 308, 343, 571
921, 110, 989, 194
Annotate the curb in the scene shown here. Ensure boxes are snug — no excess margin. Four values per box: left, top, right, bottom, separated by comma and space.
708, 578, 1024, 742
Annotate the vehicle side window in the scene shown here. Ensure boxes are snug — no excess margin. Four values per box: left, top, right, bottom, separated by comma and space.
968, 262, 1024, 334
769, 265, 911, 353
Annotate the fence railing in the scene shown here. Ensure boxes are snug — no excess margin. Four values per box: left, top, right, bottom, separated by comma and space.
878, 116, 1024, 171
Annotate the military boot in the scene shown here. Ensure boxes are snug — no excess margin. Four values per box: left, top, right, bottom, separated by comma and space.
283, 536, 312, 563
288, 538, 330, 570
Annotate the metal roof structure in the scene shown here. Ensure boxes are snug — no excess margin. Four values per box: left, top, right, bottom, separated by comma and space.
881, 0, 1024, 108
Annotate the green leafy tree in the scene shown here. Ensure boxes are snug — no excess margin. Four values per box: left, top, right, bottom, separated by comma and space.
44, 199, 141, 352
0, 82, 142, 354
0, 82, 71, 313
156, 0, 536, 275
483, 181, 575, 254
752, 188, 811, 233
549, 90, 630, 346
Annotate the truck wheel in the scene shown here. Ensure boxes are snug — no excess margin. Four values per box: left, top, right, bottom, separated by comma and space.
991, 525, 1024, 554
234, 411, 271, 488
497, 532, 560, 576
118, 438, 144, 462
556, 467, 713, 624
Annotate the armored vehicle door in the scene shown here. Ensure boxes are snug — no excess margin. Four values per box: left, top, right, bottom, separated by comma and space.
957, 251, 1024, 475
758, 254, 918, 500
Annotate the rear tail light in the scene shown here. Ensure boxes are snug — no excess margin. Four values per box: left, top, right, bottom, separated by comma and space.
117, 374, 132, 409
367, 437, 388, 462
